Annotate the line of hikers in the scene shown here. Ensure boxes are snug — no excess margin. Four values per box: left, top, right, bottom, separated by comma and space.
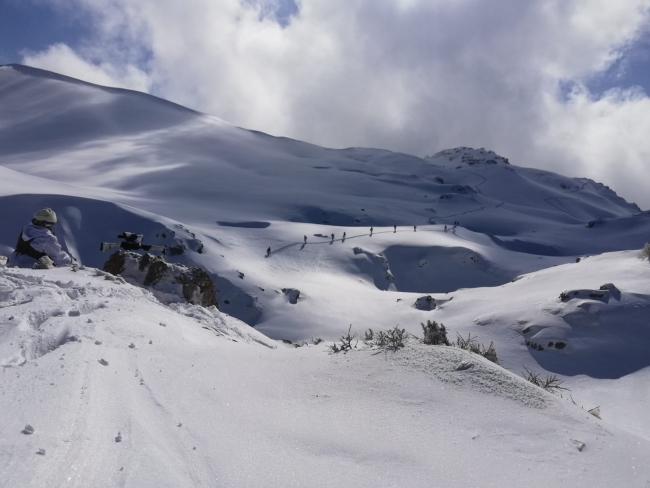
5, 207, 460, 265
266, 222, 460, 255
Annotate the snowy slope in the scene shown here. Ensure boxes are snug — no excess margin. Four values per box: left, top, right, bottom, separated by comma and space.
1, 63, 650, 476
1, 63, 648, 326
429, 251, 650, 438
1, 266, 649, 487
0, 64, 647, 246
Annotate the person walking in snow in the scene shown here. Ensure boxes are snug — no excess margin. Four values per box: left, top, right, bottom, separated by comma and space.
444, 225, 447, 232
7, 208, 72, 269
304, 235, 307, 244
343, 232, 346, 240
331, 233, 334, 241
370, 227, 373, 236
414, 225, 417, 232
266, 246, 271, 257
394, 225, 396, 233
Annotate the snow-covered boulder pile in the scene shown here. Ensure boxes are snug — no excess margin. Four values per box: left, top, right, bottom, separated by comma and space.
103, 250, 218, 308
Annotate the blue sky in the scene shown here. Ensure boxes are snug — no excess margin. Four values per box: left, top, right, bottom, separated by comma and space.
586, 31, 650, 96
0, 2, 85, 65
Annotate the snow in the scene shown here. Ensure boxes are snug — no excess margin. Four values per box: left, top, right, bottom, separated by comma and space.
1, 64, 650, 485
1, 267, 649, 487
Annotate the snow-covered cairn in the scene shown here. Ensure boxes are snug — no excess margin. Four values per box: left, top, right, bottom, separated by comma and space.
103, 250, 218, 308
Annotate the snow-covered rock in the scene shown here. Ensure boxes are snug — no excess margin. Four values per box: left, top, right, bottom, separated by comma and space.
103, 250, 218, 308
414, 295, 436, 310
281, 288, 300, 304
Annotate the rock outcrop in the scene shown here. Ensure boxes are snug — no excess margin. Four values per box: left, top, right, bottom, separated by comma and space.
103, 250, 218, 308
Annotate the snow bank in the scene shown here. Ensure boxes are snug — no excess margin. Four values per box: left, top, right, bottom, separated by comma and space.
2, 265, 650, 487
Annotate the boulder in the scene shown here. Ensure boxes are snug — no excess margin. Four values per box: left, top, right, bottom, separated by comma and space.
103, 250, 218, 308
282, 288, 300, 304
415, 295, 436, 311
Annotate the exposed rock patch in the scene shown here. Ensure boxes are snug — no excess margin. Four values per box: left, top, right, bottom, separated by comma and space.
415, 295, 436, 311
103, 250, 218, 308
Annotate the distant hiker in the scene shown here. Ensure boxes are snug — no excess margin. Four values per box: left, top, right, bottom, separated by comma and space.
331, 233, 334, 241
7, 208, 72, 269
414, 225, 417, 232
394, 225, 396, 233
266, 247, 271, 257
370, 227, 373, 236
343, 232, 346, 240
444, 225, 447, 232
304, 235, 307, 244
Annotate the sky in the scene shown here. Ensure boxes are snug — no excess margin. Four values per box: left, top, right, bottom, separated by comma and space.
1, 0, 650, 208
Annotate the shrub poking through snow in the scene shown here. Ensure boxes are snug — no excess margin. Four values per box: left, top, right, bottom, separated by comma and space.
364, 328, 374, 343
522, 367, 569, 393
421, 320, 450, 346
311, 337, 323, 345
376, 326, 410, 350
639, 242, 650, 260
364, 326, 411, 349
454, 333, 498, 363
327, 325, 358, 353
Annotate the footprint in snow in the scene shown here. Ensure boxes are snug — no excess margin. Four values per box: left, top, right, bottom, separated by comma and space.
22, 424, 34, 435
36, 448, 46, 456
98, 359, 109, 366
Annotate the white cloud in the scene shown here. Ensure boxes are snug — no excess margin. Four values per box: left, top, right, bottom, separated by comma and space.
22, 0, 650, 208
541, 85, 650, 207
21, 43, 151, 92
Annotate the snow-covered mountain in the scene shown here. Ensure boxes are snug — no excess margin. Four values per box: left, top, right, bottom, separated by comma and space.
1, 64, 649, 486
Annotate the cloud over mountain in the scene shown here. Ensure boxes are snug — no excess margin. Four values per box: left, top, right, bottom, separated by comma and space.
22, 0, 650, 208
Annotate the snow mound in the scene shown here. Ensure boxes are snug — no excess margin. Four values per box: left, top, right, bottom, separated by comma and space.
388, 344, 549, 408
0, 265, 271, 370
2, 257, 650, 486
352, 247, 395, 289
436, 251, 650, 378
